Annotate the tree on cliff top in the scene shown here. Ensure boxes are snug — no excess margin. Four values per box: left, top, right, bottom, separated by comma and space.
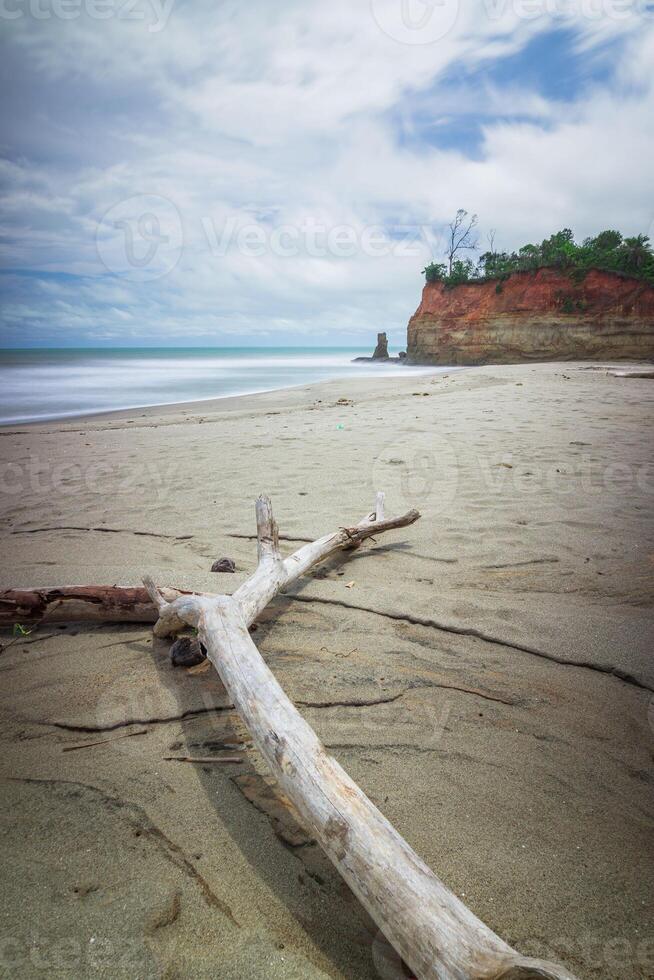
424, 225, 654, 288
421, 209, 479, 284
586, 230, 622, 252
445, 209, 479, 274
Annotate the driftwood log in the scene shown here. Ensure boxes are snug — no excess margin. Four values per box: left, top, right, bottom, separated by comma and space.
2, 494, 576, 980
0, 585, 195, 626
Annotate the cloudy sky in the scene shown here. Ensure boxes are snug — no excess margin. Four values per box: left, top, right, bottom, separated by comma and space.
1, 0, 653, 347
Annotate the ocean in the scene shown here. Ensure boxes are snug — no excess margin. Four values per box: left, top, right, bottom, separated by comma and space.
0, 347, 441, 425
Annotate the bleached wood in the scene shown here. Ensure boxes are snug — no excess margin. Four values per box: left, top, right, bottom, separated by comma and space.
142, 575, 166, 611
0, 502, 410, 629
142, 495, 576, 980
1, 497, 575, 978
234, 503, 419, 624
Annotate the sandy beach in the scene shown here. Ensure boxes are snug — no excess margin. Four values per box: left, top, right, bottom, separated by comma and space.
0, 361, 653, 979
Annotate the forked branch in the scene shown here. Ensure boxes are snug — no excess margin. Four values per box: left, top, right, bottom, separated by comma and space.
141, 494, 575, 980
0, 496, 575, 978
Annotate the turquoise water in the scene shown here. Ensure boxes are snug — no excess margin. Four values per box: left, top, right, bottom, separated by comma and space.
0, 347, 439, 424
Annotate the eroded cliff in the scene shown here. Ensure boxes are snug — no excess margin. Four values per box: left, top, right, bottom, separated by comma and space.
407, 267, 654, 365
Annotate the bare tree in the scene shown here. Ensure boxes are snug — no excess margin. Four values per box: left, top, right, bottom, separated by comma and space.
487, 228, 497, 255
445, 209, 479, 273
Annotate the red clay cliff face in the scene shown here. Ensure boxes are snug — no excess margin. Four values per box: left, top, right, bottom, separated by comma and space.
407, 267, 654, 365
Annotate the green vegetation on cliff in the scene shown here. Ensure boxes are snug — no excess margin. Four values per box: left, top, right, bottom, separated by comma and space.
422, 228, 654, 289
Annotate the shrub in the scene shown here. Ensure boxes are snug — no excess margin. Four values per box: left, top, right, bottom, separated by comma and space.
426, 227, 654, 288
422, 262, 447, 284
444, 258, 475, 287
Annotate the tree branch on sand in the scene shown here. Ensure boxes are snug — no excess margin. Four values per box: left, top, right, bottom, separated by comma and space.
1, 493, 575, 980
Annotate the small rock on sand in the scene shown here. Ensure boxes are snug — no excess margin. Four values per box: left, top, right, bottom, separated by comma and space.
169, 636, 206, 668
211, 557, 236, 573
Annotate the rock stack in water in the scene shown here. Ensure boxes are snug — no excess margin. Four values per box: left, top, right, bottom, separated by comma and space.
372, 332, 389, 360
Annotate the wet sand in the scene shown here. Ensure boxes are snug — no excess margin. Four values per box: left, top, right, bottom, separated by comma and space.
0, 362, 653, 979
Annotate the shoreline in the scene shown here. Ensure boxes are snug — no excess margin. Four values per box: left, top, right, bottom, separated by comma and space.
2, 356, 651, 431
1, 360, 652, 979
0, 365, 449, 431
0, 346, 440, 429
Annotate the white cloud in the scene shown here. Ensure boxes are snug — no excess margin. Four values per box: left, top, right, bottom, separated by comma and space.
0, 0, 653, 344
